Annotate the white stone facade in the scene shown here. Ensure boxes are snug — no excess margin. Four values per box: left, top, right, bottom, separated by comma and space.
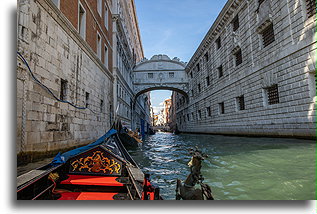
175, 0, 316, 139
17, 0, 114, 156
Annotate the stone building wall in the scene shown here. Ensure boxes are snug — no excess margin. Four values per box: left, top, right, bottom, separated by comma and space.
176, 0, 316, 139
17, 0, 114, 161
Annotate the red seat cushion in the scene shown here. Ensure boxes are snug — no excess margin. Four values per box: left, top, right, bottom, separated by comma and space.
60, 175, 124, 186
57, 192, 118, 200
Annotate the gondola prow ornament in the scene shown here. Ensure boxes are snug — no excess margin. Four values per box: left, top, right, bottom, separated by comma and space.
176, 147, 214, 200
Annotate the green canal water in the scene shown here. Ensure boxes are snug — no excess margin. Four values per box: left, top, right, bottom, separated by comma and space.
128, 132, 316, 200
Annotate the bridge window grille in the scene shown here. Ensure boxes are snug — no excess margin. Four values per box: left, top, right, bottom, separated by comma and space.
216, 37, 221, 49
266, 84, 279, 105
261, 23, 275, 48
207, 106, 211, 117
306, 0, 316, 18
236, 95, 245, 111
148, 73, 153, 78
206, 76, 210, 86
234, 49, 242, 66
60, 79, 68, 101
169, 72, 174, 78
232, 15, 239, 32
219, 102, 225, 114
218, 65, 223, 78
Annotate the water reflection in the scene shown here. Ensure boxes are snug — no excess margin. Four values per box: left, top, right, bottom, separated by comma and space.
128, 132, 316, 200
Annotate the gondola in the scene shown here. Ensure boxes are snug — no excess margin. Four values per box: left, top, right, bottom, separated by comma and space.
17, 129, 162, 200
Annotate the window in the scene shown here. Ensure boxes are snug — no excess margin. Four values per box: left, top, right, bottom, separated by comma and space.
78, 3, 86, 39
219, 102, 225, 114
198, 84, 201, 93
97, 0, 102, 16
100, 99, 104, 112
97, 33, 101, 59
216, 37, 221, 49
266, 84, 279, 105
206, 76, 210, 86
191, 112, 194, 121
196, 63, 200, 72
198, 110, 202, 120
169, 72, 175, 78
218, 65, 223, 78
306, 0, 316, 18
234, 49, 242, 66
104, 45, 108, 68
232, 15, 239, 32
60, 79, 68, 101
191, 89, 194, 97
85, 92, 90, 108
187, 114, 190, 121
204, 52, 209, 62
206, 106, 211, 117
190, 72, 193, 78
236, 95, 245, 111
261, 23, 275, 47
148, 73, 153, 78
52, 0, 60, 9
104, 3, 109, 29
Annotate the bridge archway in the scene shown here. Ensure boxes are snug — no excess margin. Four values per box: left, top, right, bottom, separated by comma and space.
133, 54, 189, 102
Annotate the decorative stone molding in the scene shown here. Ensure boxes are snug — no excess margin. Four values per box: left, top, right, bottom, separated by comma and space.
256, 18, 273, 34
260, 71, 278, 88
231, 45, 241, 55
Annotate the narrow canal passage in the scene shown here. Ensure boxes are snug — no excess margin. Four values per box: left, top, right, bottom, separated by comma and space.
128, 132, 316, 200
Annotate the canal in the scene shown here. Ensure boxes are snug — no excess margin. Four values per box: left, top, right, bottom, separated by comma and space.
128, 132, 316, 200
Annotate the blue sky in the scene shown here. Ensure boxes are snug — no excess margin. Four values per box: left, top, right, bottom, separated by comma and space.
135, 0, 227, 113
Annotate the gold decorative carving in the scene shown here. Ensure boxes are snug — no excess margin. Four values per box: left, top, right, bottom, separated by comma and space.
70, 151, 121, 174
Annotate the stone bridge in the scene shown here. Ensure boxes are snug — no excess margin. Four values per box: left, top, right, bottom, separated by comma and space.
133, 55, 189, 100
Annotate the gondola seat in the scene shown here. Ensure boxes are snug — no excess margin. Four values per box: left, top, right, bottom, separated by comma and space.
60, 174, 126, 187
57, 192, 119, 200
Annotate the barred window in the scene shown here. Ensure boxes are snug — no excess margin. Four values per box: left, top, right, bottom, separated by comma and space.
198, 83, 201, 93
234, 49, 243, 66
198, 110, 202, 119
196, 63, 200, 72
306, 0, 316, 18
169, 72, 174, 78
85, 92, 90, 108
262, 23, 275, 47
100, 99, 104, 113
191, 112, 194, 121
219, 102, 225, 114
204, 52, 209, 62
267, 84, 279, 105
60, 79, 68, 101
232, 15, 239, 32
216, 37, 221, 49
190, 72, 193, 78
187, 114, 190, 121
236, 95, 245, 111
148, 73, 153, 78
206, 76, 210, 86
218, 65, 223, 78
207, 106, 211, 117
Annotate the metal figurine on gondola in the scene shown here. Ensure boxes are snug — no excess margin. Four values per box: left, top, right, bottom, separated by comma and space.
176, 147, 214, 200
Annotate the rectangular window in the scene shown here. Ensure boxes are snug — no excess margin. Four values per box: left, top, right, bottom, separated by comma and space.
236, 95, 245, 111
85, 92, 90, 108
198, 110, 202, 120
306, 0, 316, 18
262, 23, 275, 47
266, 84, 279, 105
104, 45, 108, 68
191, 89, 194, 97
187, 114, 190, 121
191, 112, 194, 121
97, 33, 101, 59
169, 72, 175, 78
232, 15, 239, 32
204, 52, 209, 62
60, 79, 68, 101
198, 83, 201, 93
206, 106, 211, 117
190, 72, 193, 78
219, 102, 225, 114
104, 3, 109, 29
218, 65, 223, 78
206, 76, 210, 86
78, 3, 86, 40
97, 0, 102, 16
196, 63, 200, 72
100, 99, 104, 112
234, 49, 243, 66
148, 73, 154, 78
216, 37, 221, 49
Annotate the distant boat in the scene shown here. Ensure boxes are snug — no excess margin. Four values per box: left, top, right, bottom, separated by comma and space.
17, 129, 162, 200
